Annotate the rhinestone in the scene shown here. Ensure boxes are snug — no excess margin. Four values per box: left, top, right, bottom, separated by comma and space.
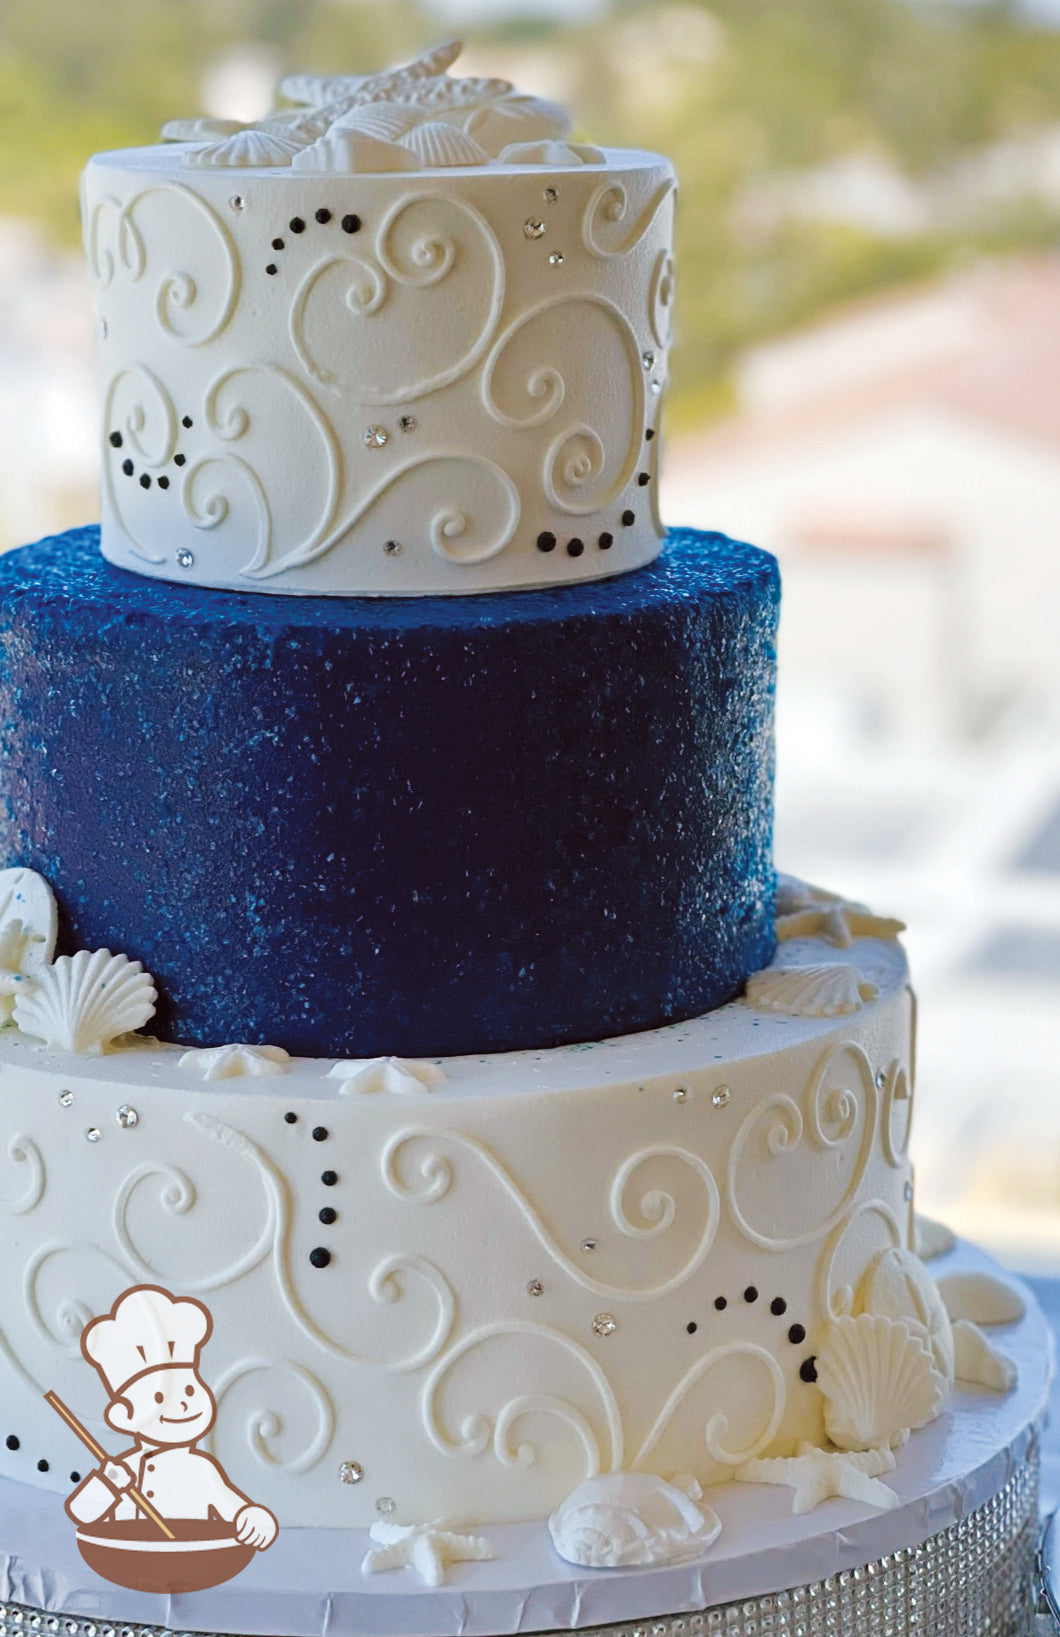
383, 539, 402, 556
58, 1090, 73, 1108
642, 350, 656, 370
376, 1495, 396, 1515
398, 415, 417, 433
544, 185, 559, 201
99, 318, 108, 340
85, 1127, 101, 1143
527, 1278, 544, 1297
523, 217, 547, 239
592, 1311, 617, 1337
364, 425, 389, 448
229, 195, 245, 212
712, 1085, 732, 1109
175, 548, 195, 569
673, 1087, 688, 1103
875, 1069, 887, 1089
581, 1238, 597, 1253
339, 1460, 364, 1485
650, 378, 663, 394
115, 1104, 138, 1129
905, 1180, 914, 1200
548, 251, 565, 266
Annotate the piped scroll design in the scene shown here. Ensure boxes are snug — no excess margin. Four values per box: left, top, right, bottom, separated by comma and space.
183, 1113, 455, 1373
1, 1135, 44, 1217
88, 186, 240, 346
208, 1357, 334, 1476
882, 1059, 914, 1169
102, 366, 176, 563
633, 1342, 787, 1470
816, 1199, 904, 1323
382, 1128, 720, 1300
183, 364, 341, 578
582, 178, 676, 261
113, 1160, 274, 1294
24, 1241, 131, 1358
421, 1320, 624, 1478
481, 295, 644, 515
649, 249, 675, 349
290, 192, 505, 403
726, 1042, 879, 1252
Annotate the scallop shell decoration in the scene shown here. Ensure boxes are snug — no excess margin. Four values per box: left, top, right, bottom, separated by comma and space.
400, 122, 490, 168
329, 103, 425, 141
184, 129, 308, 170
14, 949, 157, 1055
858, 1246, 956, 1388
548, 1473, 721, 1569
162, 117, 246, 143
745, 963, 879, 1018
816, 1314, 945, 1451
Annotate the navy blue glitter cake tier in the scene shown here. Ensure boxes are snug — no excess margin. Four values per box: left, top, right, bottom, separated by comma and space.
0, 526, 778, 1058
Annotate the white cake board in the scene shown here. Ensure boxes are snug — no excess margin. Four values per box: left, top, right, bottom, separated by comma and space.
0, 1241, 1050, 1637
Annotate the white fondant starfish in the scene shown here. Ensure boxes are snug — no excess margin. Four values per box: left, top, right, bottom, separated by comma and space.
178, 1042, 290, 1080
329, 1055, 446, 1095
736, 1442, 898, 1515
361, 1517, 496, 1587
774, 878, 905, 948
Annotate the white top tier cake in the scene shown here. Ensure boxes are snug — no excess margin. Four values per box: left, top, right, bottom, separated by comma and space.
82, 41, 676, 597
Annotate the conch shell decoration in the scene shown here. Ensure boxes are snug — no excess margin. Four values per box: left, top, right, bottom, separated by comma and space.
548, 1472, 721, 1569
161, 41, 575, 174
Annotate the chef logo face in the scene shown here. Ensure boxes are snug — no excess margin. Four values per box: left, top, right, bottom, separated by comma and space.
106, 1367, 217, 1445
46, 1283, 279, 1595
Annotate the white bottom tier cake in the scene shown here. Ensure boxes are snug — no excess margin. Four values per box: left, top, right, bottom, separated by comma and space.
0, 1239, 1047, 1637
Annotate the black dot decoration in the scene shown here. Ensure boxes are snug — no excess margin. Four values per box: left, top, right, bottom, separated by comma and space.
598, 532, 613, 550
788, 1323, 806, 1345
621, 509, 636, 526
272, 238, 285, 251
109, 431, 123, 449
309, 1247, 331, 1269
266, 263, 278, 277
312, 1126, 329, 1142
744, 1285, 758, 1304
342, 213, 362, 234
5, 1434, 18, 1451
771, 1297, 787, 1317
122, 459, 134, 477
316, 208, 332, 224
800, 1356, 818, 1384
637, 472, 651, 486
319, 1206, 337, 1225
567, 538, 584, 558
645, 428, 655, 440
686, 1321, 698, 1335
182, 416, 193, 429
537, 531, 557, 553
284, 1111, 298, 1125
158, 476, 169, 491
321, 1169, 338, 1186
714, 1296, 727, 1311
70, 1471, 80, 1483
290, 217, 306, 234
37, 1458, 48, 1472
139, 474, 151, 490
174, 453, 187, 467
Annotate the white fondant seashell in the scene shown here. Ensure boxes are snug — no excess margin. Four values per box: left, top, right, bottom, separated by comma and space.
329, 103, 424, 141
952, 1319, 1017, 1391
859, 1247, 955, 1387
13, 949, 157, 1056
745, 963, 879, 1018
184, 129, 307, 170
329, 1055, 446, 1095
499, 139, 606, 166
775, 873, 841, 917
400, 121, 490, 168
292, 130, 418, 175
548, 1473, 721, 1569
914, 1214, 956, 1261
463, 93, 573, 157
936, 1270, 1025, 1327
179, 1043, 290, 1081
816, 1313, 945, 1451
258, 108, 336, 143
0, 868, 57, 975
161, 117, 246, 143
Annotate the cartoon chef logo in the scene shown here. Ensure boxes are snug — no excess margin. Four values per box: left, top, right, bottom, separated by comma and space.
46, 1285, 278, 1594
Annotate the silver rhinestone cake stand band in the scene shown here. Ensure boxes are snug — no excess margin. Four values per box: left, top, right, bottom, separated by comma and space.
0, 1447, 1039, 1637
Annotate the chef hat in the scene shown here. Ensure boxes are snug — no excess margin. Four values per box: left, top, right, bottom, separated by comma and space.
81, 1285, 213, 1399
